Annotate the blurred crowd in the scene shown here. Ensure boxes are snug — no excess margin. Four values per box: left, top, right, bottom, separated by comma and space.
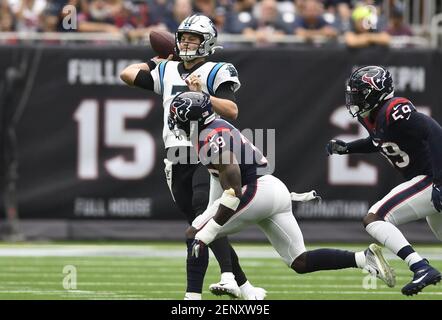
0, 0, 424, 46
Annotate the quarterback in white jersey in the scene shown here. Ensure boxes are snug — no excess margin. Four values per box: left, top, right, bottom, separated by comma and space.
150, 59, 240, 148
120, 14, 264, 300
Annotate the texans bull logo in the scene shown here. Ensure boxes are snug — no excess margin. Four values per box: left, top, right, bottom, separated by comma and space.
171, 98, 193, 122
361, 67, 387, 91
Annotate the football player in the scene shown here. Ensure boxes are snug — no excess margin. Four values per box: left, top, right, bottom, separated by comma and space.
168, 91, 396, 294
120, 14, 264, 300
326, 65, 442, 296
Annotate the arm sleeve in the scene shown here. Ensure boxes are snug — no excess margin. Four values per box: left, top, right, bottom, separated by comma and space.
346, 137, 379, 154
133, 70, 154, 90
214, 81, 236, 102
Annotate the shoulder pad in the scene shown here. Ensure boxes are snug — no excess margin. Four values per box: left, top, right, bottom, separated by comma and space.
385, 98, 416, 125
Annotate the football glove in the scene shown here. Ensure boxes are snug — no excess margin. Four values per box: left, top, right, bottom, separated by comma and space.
431, 184, 442, 212
326, 139, 348, 155
191, 238, 206, 258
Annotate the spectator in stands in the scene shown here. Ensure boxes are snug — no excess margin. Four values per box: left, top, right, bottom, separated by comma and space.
344, 4, 391, 48
115, 0, 169, 43
293, 0, 337, 41
77, 0, 120, 33
213, 5, 228, 32
248, 0, 292, 45
386, 2, 413, 36
38, 3, 60, 32
163, 0, 192, 33
323, 0, 352, 32
8, 0, 47, 32
224, 0, 257, 35
0, 0, 15, 31
193, 0, 216, 19
148, 0, 169, 26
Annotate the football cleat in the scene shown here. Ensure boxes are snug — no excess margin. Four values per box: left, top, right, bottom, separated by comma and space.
209, 280, 241, 299
401, 262, 441, 296
241, 287, 267, 300
365, 243, 396, 288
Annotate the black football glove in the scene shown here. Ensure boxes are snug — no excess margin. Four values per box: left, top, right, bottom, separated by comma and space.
431, 184, 442, 212
326, 139, 348, 155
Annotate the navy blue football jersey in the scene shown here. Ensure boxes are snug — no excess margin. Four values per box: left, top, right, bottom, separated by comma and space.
197, 119, 268, 186
358, 97, 442, 183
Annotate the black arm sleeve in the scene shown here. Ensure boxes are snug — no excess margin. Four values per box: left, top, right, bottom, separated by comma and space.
346, 137, 378, 154
133, 70, 154, 90
214, 81, 236, 102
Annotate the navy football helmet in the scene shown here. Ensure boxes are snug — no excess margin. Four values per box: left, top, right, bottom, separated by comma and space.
168, 91, 215, 136
346, 66, 394, 118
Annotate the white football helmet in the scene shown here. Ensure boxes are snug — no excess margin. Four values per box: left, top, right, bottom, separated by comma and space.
175, 14, 222, 61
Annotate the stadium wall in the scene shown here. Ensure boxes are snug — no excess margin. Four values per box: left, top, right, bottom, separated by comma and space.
0, 45, 441, 242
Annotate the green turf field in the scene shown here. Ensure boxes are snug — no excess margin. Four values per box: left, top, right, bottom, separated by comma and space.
0, 242, 440, 300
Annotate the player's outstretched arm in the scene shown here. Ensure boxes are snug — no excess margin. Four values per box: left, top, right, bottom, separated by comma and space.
326, 137, 378, 155
210, 96, 238, 121
120, 55, 173, 87
211, 151, 242, 225
120, 62, 150, 86
185, 76, 238, 120
192, 152, 242, 253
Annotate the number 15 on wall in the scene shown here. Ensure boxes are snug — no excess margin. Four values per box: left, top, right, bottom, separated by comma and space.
73, 99, 156, 180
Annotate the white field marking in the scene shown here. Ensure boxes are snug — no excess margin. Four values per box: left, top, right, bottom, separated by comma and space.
0, 281, 184, 286
0, 290, 99, 295
0, 271, 409, 281
0, 265, 420, 277
0, 281, 399, 289
95, 290, 442, 297
268, 290, 442, 295
0, 245, 440, 260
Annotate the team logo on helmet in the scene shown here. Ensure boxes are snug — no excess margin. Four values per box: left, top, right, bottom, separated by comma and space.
171, 97, 193, 122
361, 67, 387, 91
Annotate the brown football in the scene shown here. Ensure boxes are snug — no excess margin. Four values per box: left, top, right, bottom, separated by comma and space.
149, 30, 179, 60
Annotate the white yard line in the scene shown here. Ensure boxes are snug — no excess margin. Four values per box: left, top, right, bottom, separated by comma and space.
0, 245, 440, 260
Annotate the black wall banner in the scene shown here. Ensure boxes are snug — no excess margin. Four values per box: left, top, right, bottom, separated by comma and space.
0, 45, 441, 220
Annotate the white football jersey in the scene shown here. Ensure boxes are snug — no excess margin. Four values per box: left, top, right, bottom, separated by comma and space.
150, 61, 241, 148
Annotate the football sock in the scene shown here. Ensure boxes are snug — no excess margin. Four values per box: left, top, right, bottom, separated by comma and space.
209, 237, 233, 273
230, 244, 247, 286
305, 249, 357, 272
397, 245, 425, 269
186, 238, 208, 294
355, 251, 367, 269
365, 221, 423, 266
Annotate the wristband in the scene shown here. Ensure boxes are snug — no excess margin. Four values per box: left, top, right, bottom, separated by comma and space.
195, 219, 222, 245
220, 188, 240, 211
146, 60, 157, 71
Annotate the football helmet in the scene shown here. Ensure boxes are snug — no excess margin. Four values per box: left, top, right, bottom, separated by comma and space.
345, 65, 394, 118
168, 91, 215, 136
175, 14, 222, 61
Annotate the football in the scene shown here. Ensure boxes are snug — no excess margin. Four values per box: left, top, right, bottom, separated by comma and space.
149, 30, 179, 60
